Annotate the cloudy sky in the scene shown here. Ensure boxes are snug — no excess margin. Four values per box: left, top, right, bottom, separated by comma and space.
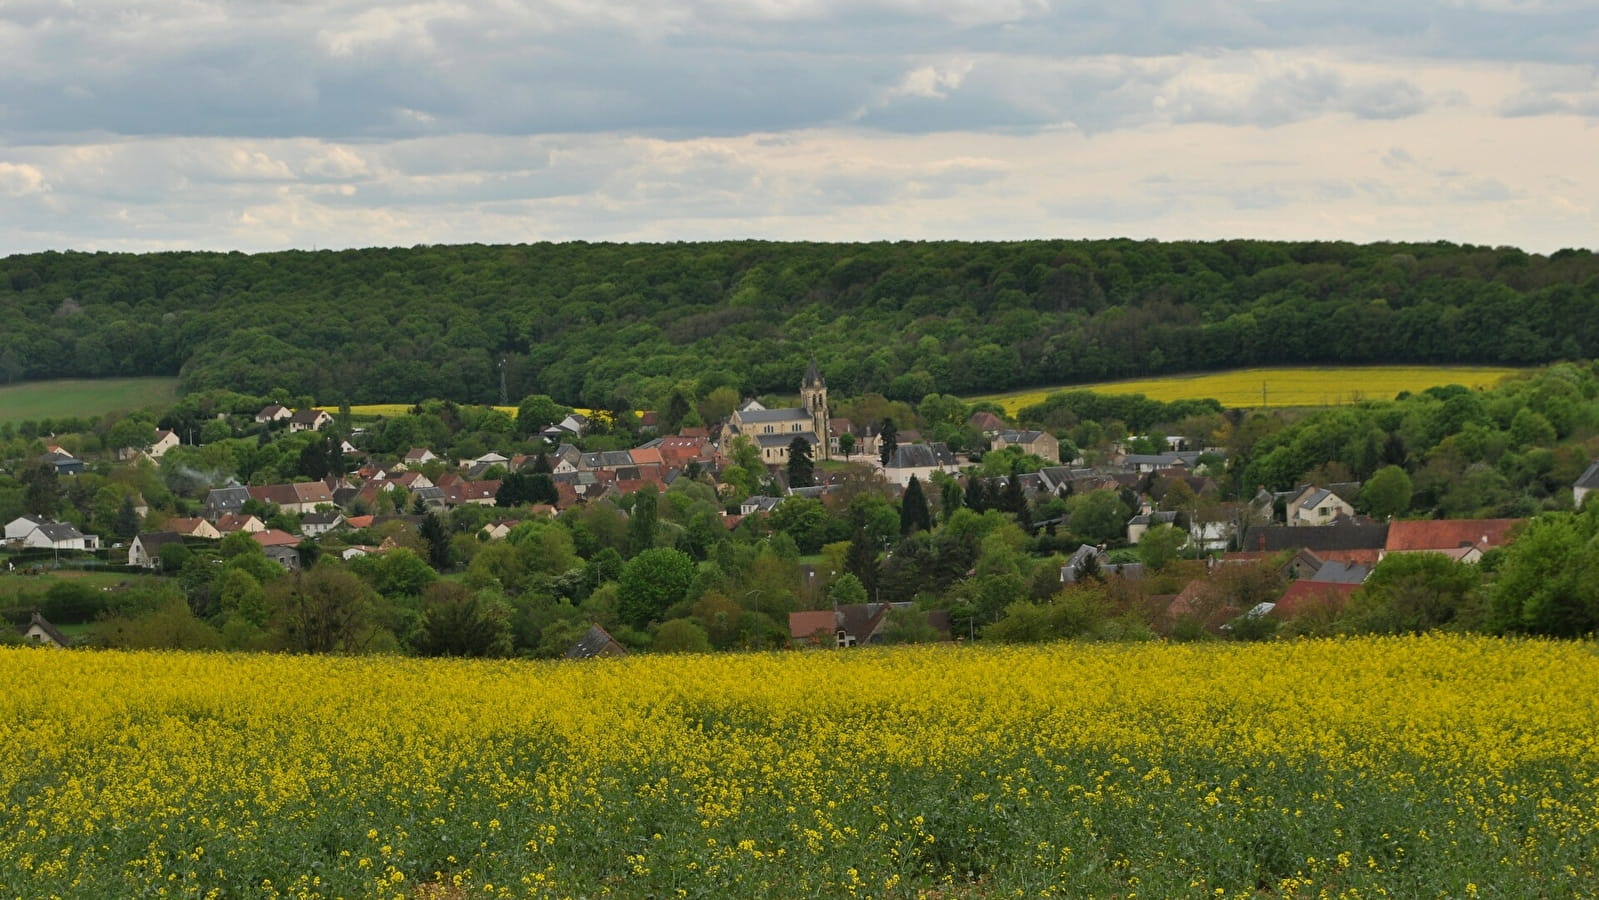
2, 0, 1596, 254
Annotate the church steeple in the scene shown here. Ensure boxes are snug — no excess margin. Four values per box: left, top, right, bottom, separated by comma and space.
800, 355, 829, 461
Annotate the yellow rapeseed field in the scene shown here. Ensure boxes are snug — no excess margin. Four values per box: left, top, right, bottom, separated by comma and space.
1, 636, 1596, 898
980, 366, 1525, 415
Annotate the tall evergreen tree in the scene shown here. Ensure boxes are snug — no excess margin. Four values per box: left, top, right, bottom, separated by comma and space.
531, 452, 553, 474
786, 436, 815, 488
963, 475, 987, 513
420, 512, 452, 571
939, 478, 963, 524
661, 390, 693, 435
878, 418, 899, 467
627, 485, 660, 557
901, 476, 932, 534
844, 527, 880, 601
1002, 464, 1029, 525
114, 494, 142, 539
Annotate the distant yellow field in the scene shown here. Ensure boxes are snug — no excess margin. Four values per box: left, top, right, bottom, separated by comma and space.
316, 404, 595, 419
980, 365, 1525, 414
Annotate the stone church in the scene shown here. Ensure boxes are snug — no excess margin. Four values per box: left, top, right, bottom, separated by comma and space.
723, 358, 830, 465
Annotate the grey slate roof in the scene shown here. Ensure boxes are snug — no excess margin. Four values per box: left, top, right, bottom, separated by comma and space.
735, 408, 812, 424
25, 612, 68, 646
1306, 561, 1370, 584
1242, 523, 1390, 553
566, 624, 625, 659
34, 522, 85, 542
886, 442, 957, 469
756, 433, 816, 448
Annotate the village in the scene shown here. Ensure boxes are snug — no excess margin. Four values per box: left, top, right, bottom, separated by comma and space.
6, 361, 1576, 655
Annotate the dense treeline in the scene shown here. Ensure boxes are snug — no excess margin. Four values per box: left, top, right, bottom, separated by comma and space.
3, 240, 1598, 408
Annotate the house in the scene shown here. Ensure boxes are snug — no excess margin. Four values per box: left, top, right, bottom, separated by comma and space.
566, 623, 626, 659
968, 411, 1007, 435
1576, 461, 1599, 507
1122, 451, 1203, 473
129, 532, 185, 568
722, 358, 831, 465
881, 443, 960, 486
401, 448, 438, 469
480, 520, 519, 541
248, 482, 335, 515
4, 515, 46, 543
44, 451, 84, 476
1381, 519, 1521, 562
20, 522, 97, 552
440, 478, 501, 507
149, 429, 181, 459
1304, 560, 1371, 584
1271, 580, 1361, 620
992, 430, 1060, 463
1241, 522, 1389, 564
1286, 485, 1357, 527
1127, 510, 1179, 544
21, 612, 69, 648
739, 496, 783, 516
288, 409, 333, 433
163, 518, 221, 540
251, 529, 300, 549
788, 603, 953, 648
262, 544, 301, 571
213, 513, 266, 534
256, 404, 293, 424
300, 511, 346, 537
203, 485, 253, 519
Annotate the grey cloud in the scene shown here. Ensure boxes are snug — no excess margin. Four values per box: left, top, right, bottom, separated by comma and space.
0, 0, 1588, 145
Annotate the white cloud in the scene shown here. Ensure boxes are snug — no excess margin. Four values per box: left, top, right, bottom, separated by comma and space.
0, 162, 49, 196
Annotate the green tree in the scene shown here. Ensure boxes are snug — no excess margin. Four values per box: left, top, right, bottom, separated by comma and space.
265, 561, 385, 653
627, 485, 660, 557
900, 475, 932, 534
1346, 552, 1483, 634
1359, 465, 1413, 520
1489, 514, 1596, 636
837, 432, 855, 460
828, 572, 868, 607
516, 394, 569, 434
413, 582, 513, 657
786, 436, 814, 488
420, 512, 452, 570
618, 547, 696, 629
1070, 490, 1131, 544
219, 568, 269, 628
1137, 524, 1188, 572
878, 418, 899, 466
653, 618, 712, 653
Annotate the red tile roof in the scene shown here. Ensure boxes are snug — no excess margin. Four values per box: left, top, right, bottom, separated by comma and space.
251, 529, 300, 547
1272, 581, 1359, 619
1384, 519, 1522, 552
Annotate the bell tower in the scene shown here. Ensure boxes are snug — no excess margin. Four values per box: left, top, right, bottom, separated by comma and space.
800, 355, 829, 460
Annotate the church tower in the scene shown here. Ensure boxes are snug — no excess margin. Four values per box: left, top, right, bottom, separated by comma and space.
800, 355, 829, 460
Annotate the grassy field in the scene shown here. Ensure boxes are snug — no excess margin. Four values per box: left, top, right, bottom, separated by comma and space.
2, 636, 1594, 898
0, 377, 181, 424
979, 365, 1525, 415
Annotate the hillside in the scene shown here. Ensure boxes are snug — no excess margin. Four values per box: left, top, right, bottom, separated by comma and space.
2, 240, 1596, 409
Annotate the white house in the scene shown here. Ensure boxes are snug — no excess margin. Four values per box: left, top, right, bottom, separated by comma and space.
1575, 461, 1599, 508
1287, 486, 1356, 527
148, 429, 181, 459
129, 532, 184, 569
288, 409, 333, 433
881, 443, 961, 487
4, 515, 46, 543
21, 612, 69, 648
20, 522, 97, 552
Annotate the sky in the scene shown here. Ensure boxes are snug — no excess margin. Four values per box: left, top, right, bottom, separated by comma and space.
1, 0, 1596, 254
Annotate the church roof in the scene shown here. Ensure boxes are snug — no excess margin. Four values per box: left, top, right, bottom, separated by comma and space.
804, 355, 825, 388
735, 408, 812, 424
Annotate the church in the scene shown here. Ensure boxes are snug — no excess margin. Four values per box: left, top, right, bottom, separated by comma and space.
722, 357, 830, 465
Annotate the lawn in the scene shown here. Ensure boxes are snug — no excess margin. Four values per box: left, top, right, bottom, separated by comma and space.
978, 365, 1525, 415
0, 376, 181, 424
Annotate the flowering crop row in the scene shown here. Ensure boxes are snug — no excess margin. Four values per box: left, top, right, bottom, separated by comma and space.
1, 636, 1595, 898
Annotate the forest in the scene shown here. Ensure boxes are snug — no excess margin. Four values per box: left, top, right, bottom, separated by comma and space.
2, 239, 1597, 409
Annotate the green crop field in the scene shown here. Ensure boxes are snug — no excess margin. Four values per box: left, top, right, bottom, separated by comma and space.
0, 377, 181, 424
979, 365, 1525, 415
